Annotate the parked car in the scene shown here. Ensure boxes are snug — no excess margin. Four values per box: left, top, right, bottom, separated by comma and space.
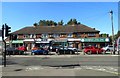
66, 47, 81, 52
31, 46, 39, 50
31, 48, 49, 55
17, 46, 27, 51
83, 46, 105, 54
57, 47, 75, 54
51, 46, 60, 52
6, 47, 24, 55
102, 45, 117, 52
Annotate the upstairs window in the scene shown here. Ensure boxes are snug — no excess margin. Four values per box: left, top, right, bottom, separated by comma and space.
88, 33, 96, 37
30, 34, 36, 38
41, 34, 48, 38
24, 34, 30, 38
53, 34, 60, 38
67, 33, 73, 37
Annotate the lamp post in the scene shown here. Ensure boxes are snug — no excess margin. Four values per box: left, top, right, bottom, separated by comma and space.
109, 10, 115, 55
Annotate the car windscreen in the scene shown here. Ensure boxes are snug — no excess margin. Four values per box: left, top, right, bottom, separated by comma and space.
109, 46, 113, 47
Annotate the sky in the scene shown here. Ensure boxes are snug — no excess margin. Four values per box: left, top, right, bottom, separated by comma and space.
1, 2, 119, 37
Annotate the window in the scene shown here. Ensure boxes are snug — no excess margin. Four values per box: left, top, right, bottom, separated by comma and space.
41, 34, 48, 38
24, 34, 30, 38
88, 33, 96, 37
53, 34, 60, 38
76, 33, 81, 37
67, 33, 73, 37
30, 34, 36, 38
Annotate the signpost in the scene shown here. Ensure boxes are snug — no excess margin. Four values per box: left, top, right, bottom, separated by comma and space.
2, 23, 11, 67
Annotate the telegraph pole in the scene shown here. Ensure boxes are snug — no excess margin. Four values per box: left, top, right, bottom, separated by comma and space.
109, 10, 115, 55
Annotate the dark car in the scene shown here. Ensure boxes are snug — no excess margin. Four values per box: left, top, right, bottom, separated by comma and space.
31, 48, 49, 55
6, 47, 24, 55
57, 47, 75, 55
51, 46, 60, 52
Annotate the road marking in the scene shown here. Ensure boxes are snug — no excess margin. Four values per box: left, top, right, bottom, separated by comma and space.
81, 66, 119, 75
25, 65, 119, 75
25, 66, 44, 71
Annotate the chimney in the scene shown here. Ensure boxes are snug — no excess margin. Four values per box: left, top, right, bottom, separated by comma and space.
93, 28, 95, 30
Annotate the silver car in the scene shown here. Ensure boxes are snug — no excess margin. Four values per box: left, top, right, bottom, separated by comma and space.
102, 45, 116, 52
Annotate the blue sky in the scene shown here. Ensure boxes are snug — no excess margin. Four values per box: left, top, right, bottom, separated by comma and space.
1, 2, 119, 35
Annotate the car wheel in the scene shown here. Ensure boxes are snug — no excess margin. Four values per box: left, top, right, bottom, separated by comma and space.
70, 51, 72, 55
31, 53, 35, 55
107, 49, 110, 52
96, 51, 99, 54
43, 52, 48, 55
57, 52, 60, 55
101, 51, 105, 54
88, 51, 91, 55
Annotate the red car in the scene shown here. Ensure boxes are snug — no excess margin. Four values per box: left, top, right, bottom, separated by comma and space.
17, 46, 27, 51
83, 46, 105, 54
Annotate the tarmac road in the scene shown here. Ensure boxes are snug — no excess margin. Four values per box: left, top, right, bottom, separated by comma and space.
1, 54, 120, 77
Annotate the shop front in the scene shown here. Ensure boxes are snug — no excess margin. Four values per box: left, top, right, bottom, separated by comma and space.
68, 38, 110, 49
81, 38, 110, 48
6, 40, 24, 48
23, 39, 35, 50
35, 38, 53, 49
67, 38, 81, 49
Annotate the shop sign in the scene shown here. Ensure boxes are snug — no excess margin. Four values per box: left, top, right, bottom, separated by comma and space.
12, 40, 23, 43
81, 38, 109, 42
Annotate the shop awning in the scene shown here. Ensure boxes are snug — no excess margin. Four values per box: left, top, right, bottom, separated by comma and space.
81, 38, 110, 42
12, 40, 23, 43
36, 41, 50, 43
54, 38, 67, 42
6, 40, 23, 44
68, 38, 110, 42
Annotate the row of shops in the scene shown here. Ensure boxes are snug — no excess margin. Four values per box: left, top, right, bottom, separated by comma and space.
6, 37, 110, 50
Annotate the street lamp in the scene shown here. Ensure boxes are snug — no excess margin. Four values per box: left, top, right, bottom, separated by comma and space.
109, 10, 115, 55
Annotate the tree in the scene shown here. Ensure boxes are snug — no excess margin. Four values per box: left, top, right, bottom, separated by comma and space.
115, 31, 120, 39
72, 19, 77, 25
67, 19, 73, 25
39, 20, 44, 26
67, 18, 81, 25
35, 19, 81, 26
58, 20, 64, 26
54, 22, 57, 26
117, 31, 120, 37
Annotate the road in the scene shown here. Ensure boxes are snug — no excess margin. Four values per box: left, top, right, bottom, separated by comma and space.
1, 54, 120, 77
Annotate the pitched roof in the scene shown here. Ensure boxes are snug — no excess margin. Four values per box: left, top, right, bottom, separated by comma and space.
12, 24, 100, 35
